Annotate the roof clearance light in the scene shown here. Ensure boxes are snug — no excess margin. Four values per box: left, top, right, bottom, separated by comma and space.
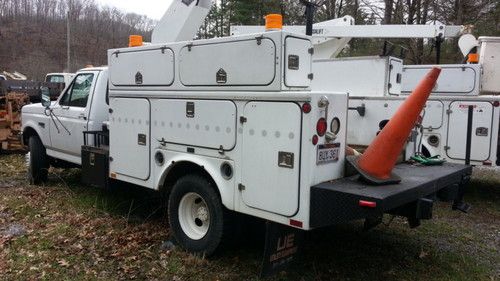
129, 35, 143, 47
265, 14, 283, 31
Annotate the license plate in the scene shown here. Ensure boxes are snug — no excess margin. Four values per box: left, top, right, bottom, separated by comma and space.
317, 143, 340, 164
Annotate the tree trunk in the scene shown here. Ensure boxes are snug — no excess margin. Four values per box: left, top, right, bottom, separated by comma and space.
384, 0, 394, 24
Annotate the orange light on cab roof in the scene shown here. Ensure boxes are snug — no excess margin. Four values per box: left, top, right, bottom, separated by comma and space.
265, 14, 283, 30
129, 35, 143, 47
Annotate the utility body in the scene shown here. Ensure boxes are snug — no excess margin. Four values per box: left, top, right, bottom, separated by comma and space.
22, 0, 471, 260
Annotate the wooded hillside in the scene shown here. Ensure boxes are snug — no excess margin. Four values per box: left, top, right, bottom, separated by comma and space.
0, 0, 498, 80
0, 0, 154, 80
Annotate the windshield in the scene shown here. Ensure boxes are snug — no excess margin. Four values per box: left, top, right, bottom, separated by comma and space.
46, 75, 65, 83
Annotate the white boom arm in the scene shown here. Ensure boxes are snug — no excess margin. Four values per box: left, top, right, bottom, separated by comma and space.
152, 0, 212, 44
230, 17, 464, 59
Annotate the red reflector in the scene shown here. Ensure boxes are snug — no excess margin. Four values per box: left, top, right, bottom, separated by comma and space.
359, 200, 377, 208
493, 101, 500, 107
289, 219, 303, 228
312, 135, 319, 145
483, 160, 492, 166
302, 102, 312, 113
316, 118, 327, 136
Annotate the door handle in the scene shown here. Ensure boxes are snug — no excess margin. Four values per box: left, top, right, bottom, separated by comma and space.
78, 114, 87, 120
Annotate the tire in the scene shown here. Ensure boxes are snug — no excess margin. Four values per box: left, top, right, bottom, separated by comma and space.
28, 136, 49, 185
168, 174, 227, 256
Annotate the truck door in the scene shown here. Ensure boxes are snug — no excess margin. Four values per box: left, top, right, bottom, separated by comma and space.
49, 72, 97, 161
446, 101, 494, 162
241, 102, 302, 216
109, 98, 151, 181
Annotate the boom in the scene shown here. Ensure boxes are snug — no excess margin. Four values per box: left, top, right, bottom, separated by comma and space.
230, 17, 464, 59
152, 0, 212, 43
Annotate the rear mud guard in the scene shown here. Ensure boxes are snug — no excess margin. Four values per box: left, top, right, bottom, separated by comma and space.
260, 221, 304, 278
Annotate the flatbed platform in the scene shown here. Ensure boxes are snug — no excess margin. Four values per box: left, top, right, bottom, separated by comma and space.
310, 163, 472, 228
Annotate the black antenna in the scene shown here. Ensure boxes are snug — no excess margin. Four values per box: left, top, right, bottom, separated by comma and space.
299, 0, 324, 36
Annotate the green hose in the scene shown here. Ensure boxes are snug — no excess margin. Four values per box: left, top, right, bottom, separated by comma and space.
410, 155, 446, 166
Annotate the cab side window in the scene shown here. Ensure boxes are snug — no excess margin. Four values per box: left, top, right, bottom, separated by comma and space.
59, 73, 94, 108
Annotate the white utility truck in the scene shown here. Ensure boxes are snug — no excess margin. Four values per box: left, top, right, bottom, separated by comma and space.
233, 20, 500, 167
22, 0, 471, 268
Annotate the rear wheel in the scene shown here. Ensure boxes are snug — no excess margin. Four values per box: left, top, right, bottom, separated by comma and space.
28, 136, 49, 185
168, 175, 226, 256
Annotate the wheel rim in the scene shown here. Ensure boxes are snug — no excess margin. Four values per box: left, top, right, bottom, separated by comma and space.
178, 192, 210, 240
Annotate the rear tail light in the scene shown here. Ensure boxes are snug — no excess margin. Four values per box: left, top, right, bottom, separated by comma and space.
316, 118, 327, 136
302, 102, 312, 113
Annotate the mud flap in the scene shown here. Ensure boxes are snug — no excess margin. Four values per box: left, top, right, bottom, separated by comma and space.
260, 221, 304, 278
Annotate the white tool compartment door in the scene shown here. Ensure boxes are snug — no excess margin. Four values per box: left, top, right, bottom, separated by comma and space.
110, 48, 174, 86
151, 99, 236, 150
241, 102, 301, 216
446, 101, 493, 161
110, 98, 151, 180
402, 65, 479, 95
284, 36, 312, 88
388, 58, 403, 95
179, 38, 276, 86
422, 101, 444, 129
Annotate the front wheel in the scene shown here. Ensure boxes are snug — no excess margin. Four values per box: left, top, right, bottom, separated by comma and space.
168, 175, 226, 256
28, 136, 49, 185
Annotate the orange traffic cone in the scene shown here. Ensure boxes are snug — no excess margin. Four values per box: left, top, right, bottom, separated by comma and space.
347, 67, 441, 185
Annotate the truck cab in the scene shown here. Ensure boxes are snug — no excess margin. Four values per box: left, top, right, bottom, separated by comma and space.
45, 73, 75, 88
22, 67, 109, 181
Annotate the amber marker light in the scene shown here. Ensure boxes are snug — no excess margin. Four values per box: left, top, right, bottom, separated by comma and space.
129, 35, 143, 47
265, 14, 283, 31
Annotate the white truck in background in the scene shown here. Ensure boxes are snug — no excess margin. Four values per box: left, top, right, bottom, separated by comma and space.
21, 0, 472, 269
315, 38, 500, 167
0, 75, 6, 81
45, 72, 75, 88
22, 67, 109, 173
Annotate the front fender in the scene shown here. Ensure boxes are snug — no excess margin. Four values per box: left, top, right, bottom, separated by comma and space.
22, 115, 51, 147
156, 150, 235, 211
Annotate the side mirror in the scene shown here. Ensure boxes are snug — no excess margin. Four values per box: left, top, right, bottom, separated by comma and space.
41, 87, 51, 108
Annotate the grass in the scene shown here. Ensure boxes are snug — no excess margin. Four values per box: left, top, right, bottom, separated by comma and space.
0, 154, 499, 280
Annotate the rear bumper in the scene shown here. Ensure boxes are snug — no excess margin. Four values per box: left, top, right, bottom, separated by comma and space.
310, 163, 472, 228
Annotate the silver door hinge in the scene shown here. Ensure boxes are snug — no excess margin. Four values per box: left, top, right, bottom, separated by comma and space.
444, 146, 450, 150
308, 48, 314, 55
308, 73, 314, 80
238, 184, 246, 191
446, 109, 453, 114
240, 116, 247, 123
